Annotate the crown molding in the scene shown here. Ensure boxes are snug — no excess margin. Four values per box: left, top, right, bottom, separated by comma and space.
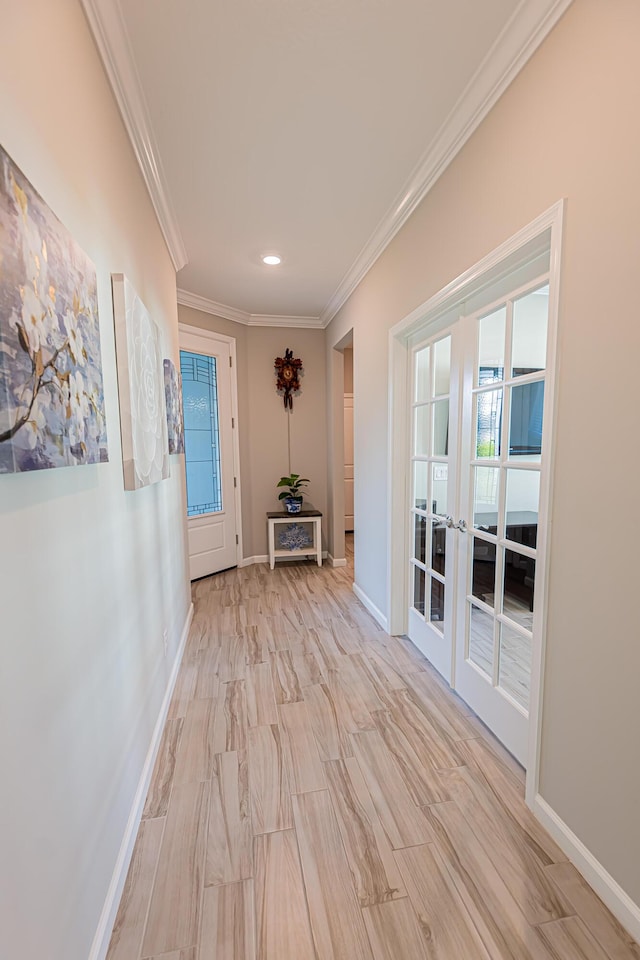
247, 314, 321, 329
177, 288, 251, 324
80, 0, 188, 272
83, 0, 572, 325
177, 289, 322, 329
319, 0, 574, 328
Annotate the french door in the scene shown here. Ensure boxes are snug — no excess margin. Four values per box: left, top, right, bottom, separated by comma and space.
408, 277, 552, 765
408, 329, 459, 683
179, 325, 239, 580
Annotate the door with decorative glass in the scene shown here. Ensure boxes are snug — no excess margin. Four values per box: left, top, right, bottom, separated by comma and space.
408, 330, 459, 683
179, 326, 238, 580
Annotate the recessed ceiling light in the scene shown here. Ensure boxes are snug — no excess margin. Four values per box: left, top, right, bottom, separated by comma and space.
262, 255, 281, 265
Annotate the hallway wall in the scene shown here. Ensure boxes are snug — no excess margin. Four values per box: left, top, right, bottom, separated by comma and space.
0, 2, 190, 958
326, 0, 640, 922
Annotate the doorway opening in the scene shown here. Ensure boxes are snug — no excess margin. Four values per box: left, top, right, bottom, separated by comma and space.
343, 343, 354, 573
329, 330, 355, 574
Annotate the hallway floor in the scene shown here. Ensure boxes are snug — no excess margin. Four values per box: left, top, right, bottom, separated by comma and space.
106, 547, 640, 960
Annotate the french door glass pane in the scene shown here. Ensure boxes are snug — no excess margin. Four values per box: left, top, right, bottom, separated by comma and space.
431, 517, 446, 575
509, 381, 544, 459
413, 566, 426, 615
415, 346, 430, 402
503, 549, 535, 629
468, 603, 493, 677
478, 306, 506, 384
431, 462, 448, 515
414, 405, 430, 456
414, 461, 428, 511
471, 536, 496, 606
434, 336, 451, 395
432, 400, 449, 456
180, 350, 222, 517
499, 622, 532, 710
512, 285, 548, 377
430, 577, 445, 631
476, 388, 503, 458
473, 466, 499, 530
414, 514, 427, 564
505, 469, 540, 548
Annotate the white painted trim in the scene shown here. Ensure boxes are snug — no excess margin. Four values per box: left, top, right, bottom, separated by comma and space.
178, 322, 237, 346
533, 795, 640, 944
229, 337, 243, 567
177, 289, 321, 329
525, 200, 564, 806
88, 602, 194, 960
319, 1, 573, 327
177, 289, 250, 324
390, 202, 564, 341
178, 323, 244, 567
231, 340, 244, 564
327, 554, 347, 568
79, 0, 187, 271
248, 314, 323, 329
387, 333, 411, 637
238, 555, 269, 568
353, 583, 389, 632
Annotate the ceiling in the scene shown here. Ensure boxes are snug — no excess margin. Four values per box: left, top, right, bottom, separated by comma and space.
82, 0, 571, 326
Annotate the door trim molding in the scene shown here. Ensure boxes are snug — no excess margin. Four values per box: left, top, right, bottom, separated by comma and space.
387, 199, 565, 798
178, 323, 243, 567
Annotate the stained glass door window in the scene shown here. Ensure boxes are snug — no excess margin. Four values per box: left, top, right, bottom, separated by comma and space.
180, 350, 223, 517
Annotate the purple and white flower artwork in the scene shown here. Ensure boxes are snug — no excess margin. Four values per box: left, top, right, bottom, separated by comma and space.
0, 143, 108, 474
163, 358, 185, 455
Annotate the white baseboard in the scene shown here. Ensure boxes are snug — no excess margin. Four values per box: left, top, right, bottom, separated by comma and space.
238, 555, 268, 567
328, 554, 347, 567
533, 794, 640, 943
352, 582, 389, 631
88, 601, 194, 960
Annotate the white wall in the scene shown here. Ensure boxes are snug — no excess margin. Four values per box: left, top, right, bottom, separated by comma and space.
327, 0, 640, 915
0, 3, 190, 958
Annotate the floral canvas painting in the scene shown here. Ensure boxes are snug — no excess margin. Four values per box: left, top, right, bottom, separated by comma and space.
111, 273, 169, 489
0, 144, 108, 473
163, 358, 185, 454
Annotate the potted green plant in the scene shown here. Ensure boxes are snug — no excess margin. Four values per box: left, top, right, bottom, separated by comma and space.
277, 473, 309, 514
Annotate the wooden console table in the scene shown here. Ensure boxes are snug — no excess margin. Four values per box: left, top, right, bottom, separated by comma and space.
267, 508, 323, 570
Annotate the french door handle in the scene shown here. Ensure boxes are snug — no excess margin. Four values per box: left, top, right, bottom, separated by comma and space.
438, 514, 455, 528
453, 519, 467, 532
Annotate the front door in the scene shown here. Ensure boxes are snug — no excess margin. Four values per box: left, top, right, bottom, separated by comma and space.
179, 326, 238, 580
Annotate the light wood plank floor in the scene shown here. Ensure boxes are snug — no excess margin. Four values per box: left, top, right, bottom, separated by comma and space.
107, 538, 640, 960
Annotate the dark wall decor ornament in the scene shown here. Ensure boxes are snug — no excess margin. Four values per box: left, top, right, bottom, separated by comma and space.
274, 348, 303, 410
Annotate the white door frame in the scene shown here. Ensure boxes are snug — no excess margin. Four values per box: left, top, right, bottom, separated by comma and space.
387, 200, 564, 804
344, 392, 354, 532
178, 322, 243, 568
